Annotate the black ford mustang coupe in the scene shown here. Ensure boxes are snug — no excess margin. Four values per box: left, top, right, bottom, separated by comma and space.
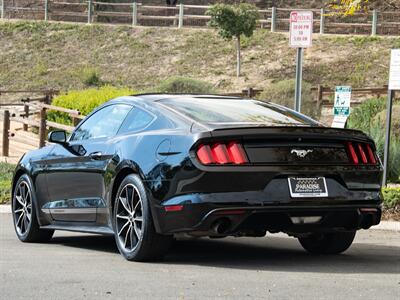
11, 94, 382, 261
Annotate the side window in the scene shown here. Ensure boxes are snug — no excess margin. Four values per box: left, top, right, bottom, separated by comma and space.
118, 107, 155, 134
71, 104, 132, 141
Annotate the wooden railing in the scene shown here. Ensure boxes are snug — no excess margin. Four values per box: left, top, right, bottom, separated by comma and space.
1, 91, 84, 156
0, 1, 399, 36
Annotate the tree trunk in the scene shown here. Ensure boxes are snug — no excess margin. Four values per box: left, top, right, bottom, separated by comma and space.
236, 36, 241, 77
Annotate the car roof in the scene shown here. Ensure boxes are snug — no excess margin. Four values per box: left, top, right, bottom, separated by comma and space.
110, 93, 243, 104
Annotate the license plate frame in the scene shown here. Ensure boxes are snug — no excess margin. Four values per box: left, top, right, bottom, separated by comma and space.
288, 177, 328, 198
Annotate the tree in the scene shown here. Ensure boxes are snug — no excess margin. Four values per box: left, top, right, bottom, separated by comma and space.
206, 3, 259, 77
329, 0, 399, 15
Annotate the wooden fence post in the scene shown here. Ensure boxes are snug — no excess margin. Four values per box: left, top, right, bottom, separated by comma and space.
132, 1, 138, 26
271, 7, 277, 32
39, 107, 47, 148
87, 0, 92, 24
0, 0, 4, 19
317, 84, 323, 109
23, 101, 29, 131
320, 8, 325, 34
2, 110, 10, 156
178, 3, 184, 28
371, 9, 378, 36
44, 0, 49, 21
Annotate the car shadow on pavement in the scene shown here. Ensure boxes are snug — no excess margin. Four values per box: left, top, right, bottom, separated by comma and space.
50, 234, 400, 274
164, 237, 400, 274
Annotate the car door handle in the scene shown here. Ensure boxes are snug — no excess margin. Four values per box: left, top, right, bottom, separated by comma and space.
88, 151, 103, 160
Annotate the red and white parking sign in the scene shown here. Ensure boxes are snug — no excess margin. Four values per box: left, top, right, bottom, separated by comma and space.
289, 11, 313, 48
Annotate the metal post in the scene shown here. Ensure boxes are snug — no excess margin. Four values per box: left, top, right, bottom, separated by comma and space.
371, 9, 378, 36
2, 110, 10, 156
87, 0, 92, 24
271, 7, 276, 32
178, 3, 184, 28
382, 89, 394, 186
39, 108, 47, 148
44, 0, 49, 21
1, 0, 5, 19
320, 8, 325, 34
294, 48, 303, 112
132, 1, 137, 26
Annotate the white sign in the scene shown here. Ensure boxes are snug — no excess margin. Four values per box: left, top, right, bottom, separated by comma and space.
331, 116, 348, 128
289, 11, 313, 48
389, 49, 400, 90
333, 86, 352, 117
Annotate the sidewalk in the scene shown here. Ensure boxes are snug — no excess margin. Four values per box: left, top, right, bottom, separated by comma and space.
1, 204, 398, 231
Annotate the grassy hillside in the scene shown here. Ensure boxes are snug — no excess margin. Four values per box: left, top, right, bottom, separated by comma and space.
0, 21, 399, 93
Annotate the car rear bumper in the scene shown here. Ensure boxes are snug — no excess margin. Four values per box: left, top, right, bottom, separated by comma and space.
152, 192, 382, 235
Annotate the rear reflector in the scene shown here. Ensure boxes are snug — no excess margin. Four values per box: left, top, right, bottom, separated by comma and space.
164, 205, 184, 212
196, 141, 249, 165
346, 142, 378, 165
215, 209, 247, 215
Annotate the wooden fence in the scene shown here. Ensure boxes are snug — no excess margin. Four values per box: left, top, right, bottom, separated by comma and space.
1, 91, 84, 157
0, 1, 399, 36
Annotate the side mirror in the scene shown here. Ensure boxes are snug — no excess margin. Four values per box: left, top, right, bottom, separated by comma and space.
48, 130, 67, 144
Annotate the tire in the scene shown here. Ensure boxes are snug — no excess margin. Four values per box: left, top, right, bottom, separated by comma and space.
298, 231, 356, 255
12, 174, 54, 243
113, 174, 173, 261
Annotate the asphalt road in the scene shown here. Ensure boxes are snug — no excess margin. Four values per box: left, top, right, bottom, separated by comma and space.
0, 213, 399, 300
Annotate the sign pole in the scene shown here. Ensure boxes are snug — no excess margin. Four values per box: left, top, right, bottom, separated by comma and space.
294, 47, 303, 112
382, 89, 394, 186
289, 10, 313, 113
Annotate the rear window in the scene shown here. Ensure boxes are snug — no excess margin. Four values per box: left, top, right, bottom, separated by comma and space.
159, 98, 318, 126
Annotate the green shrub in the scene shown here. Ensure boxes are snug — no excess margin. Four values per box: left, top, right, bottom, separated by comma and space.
382, 187, 400, 209
369, 125, 400, 183
48, 86, 136, 125
373, 105, 400, 136
155, 77, 216, 94
79, 67, 103, 87
257, 79, 318, 119
347, 98, 388, 134
347, 98, 400, 183
0, 163, 15, 204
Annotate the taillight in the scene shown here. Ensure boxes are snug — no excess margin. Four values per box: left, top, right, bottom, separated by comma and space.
357, 143, 368, 164
197, 145, 214, 164
347, 142, 359, 164
211, 143, 231, 164
365, 144, 377, 164
196, 141, 249, 165
346, 142, 377, 165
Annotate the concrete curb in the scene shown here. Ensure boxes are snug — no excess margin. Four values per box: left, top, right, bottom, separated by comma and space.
0, 204, 398, 231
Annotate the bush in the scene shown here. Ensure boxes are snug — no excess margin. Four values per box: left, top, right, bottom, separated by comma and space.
347, 98, 400, 183
257, 79, 318, 119
48, 86, 136, 125
347, 98, 387, 134
0, 163, 15, 204
373, 105, 400, 136
79, 67, 103, 87
382, 187, 400, 209
155, 77, 216, 94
